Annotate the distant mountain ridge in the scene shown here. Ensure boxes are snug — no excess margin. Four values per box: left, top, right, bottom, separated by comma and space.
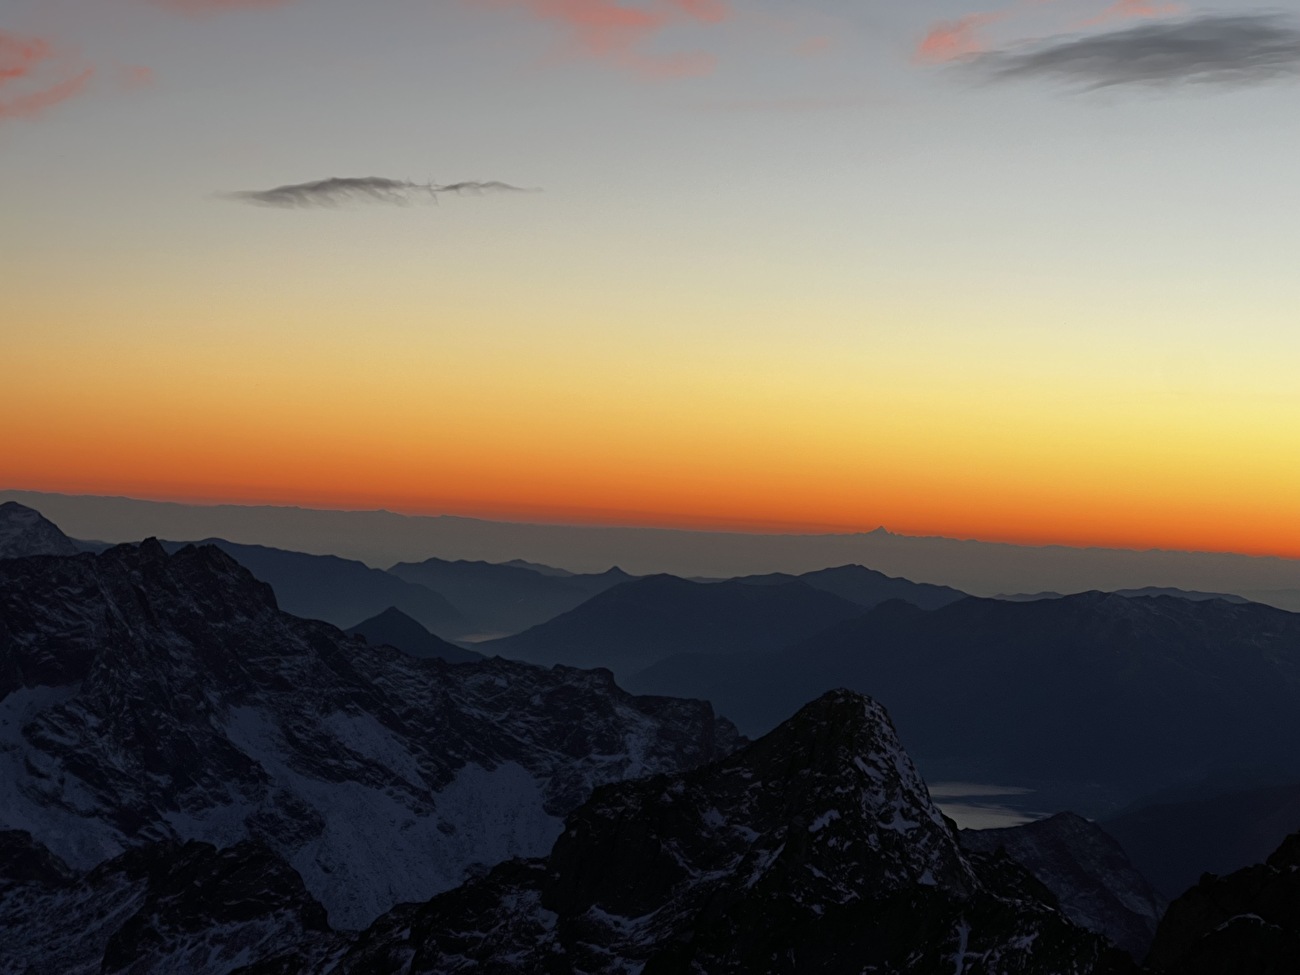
8, 489, 1300, 606
388, 556, 631, 637
345, 607, 482, 663
629, 591, 1300, 815
484, 574, 868, 679
156, 538, 467, 637
730, 563, 967, 610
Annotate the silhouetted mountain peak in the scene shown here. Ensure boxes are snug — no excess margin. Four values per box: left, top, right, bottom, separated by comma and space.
0, 502, 79, 559
346, 606, 482, 663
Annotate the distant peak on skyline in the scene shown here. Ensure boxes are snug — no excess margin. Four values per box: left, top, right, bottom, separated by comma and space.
3, 490, 1300, 614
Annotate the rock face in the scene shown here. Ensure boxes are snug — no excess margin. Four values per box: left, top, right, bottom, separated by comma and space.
0, 542, 741, 931
0, 502, 80, 559
1146, 831, 1300, 974
157, 538, 467, 637
281, 691, 1132, 975
961, 812, 1166, 960
0, 832, 333, 975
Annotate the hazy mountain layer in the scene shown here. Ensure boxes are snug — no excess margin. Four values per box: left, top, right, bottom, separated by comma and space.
345, 607, 482, 663
388, 556, 631, 637
484, 574, 866, 678
156, 538, 466, 637
9, 490, 1300, 604
731, 563, 966, 610
628, 592, 1300, 814
1103, 781, 1300, 900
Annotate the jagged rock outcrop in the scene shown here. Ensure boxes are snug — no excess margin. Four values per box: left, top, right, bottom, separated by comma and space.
0, 541, 741, 933
961, 812, 1165, 959
1146, 831, 1300, 974
284, 691, 1133, 975
0, 831, 334, 975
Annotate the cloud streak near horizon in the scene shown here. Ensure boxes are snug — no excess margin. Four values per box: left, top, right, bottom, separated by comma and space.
978, 14, 1300, 89
224, 176, 538, 208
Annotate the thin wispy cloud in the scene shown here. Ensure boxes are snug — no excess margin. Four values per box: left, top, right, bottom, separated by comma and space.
0, 29, 95, 122
915, 0, 1184, 65
980, 14, 1300, 89
479, 0, 731, 79
223, 176, 538, 208
1077, 0, 1183, 29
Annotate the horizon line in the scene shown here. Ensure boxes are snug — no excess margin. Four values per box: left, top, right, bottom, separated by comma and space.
6, 486, 1300, 565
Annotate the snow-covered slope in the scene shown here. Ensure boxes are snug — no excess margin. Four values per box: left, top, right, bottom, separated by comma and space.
0, 502, 80, 559
0, 541, 741, 932
962, 812, 1166, 959
294, 690, 1132, 975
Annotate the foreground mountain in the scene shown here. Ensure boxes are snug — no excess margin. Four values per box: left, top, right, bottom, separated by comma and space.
155, 538, 466, 637
0, 832, 334, 974
0, 502, 80, 560
1145, 831, 1300, 973
731, 563, 966, 611
388, 556, 632, 638
485, 574, 866, 678
630, 592, 1300, 814
345, 606, 482, 663
1103, 780, 1300, 900
0, 541, 741, 929
961, 812, 1166, 959
236, 690, 1130, 974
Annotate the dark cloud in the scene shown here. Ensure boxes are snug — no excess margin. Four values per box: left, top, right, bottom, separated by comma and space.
980, 14, 1300, 89
225, 176, 536, 209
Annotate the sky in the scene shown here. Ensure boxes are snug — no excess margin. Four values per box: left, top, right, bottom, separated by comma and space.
4, 0, 1300, 556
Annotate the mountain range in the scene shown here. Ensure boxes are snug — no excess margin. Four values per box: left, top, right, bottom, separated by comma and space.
628, 591, 1300, 815
345, 607, 482, 663
2, 501, 1297, 972
8, 489, 1300, 607
387, 555, 632, 638
483, 574, 869, 679
0, 538, 739, 930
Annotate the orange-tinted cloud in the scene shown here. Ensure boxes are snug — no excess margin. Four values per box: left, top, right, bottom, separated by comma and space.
915, 12, 1004, 63
481, 0, 732, 78
917, 0, 1184, 66
1079, 0, 1182, 28
796, 35, 833, 57
146, 0, 297, 12
0, 30, 95, 122
120, 65, 156, 90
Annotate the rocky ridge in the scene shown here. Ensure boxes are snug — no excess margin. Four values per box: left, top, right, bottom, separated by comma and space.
0, 541, 741, 932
